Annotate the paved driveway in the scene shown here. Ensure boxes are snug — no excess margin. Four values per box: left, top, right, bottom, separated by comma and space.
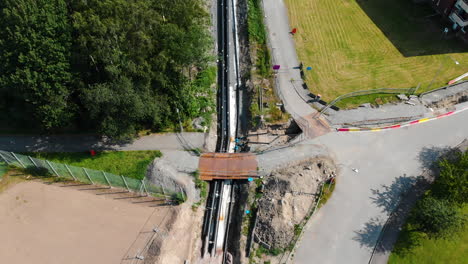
294, 110, 468, 264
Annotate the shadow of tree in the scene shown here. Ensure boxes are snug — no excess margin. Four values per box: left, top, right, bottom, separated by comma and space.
418, 145, 453, 171
353, 217, 385, 249
353, 146, 448, 257
0, 135, 122, 153
370, 175, 420, 214
355, 174, 431, 253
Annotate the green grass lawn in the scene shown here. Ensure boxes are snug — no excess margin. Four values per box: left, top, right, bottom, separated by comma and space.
388, 204, 468, 263
0, 162, 7, 179
285, 0, 468, 105
26, 151, 162, 180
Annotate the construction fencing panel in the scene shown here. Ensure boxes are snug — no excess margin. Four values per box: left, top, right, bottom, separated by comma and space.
0, 150, 183, 199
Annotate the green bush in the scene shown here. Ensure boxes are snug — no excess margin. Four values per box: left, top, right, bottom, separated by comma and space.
248, 0, 267, 44
192, 170, 208, 199
171, 192, 186, 205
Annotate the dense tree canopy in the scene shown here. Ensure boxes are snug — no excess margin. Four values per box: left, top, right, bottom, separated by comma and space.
0, 0, 214, 139
0, 0, 73, 129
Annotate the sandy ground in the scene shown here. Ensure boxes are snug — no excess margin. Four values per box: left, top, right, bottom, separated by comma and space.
0, 180, 170, 264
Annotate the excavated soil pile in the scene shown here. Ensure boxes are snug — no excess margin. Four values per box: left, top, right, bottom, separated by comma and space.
255, 157, 337, 249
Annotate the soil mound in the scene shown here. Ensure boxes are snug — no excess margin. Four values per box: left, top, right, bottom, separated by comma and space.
255, 157, 337, 249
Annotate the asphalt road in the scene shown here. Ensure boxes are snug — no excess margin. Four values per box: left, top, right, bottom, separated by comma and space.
0, 132, 205, 152
293, 109, 468, 264
262, 0, 315, 119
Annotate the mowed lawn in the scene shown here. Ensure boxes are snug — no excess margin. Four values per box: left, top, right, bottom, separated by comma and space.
26, 151, 162, 180
285, 0, 468, 102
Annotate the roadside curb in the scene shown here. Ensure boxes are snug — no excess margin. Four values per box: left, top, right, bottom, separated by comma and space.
336, 106, 468, 132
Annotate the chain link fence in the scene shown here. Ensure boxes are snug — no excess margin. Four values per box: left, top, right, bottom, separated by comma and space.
419, 80, 468, 97
317, 87, 416, 117
0, 150, 184, 200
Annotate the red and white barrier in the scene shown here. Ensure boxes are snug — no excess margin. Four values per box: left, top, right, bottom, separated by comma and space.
337, 107, 467, 132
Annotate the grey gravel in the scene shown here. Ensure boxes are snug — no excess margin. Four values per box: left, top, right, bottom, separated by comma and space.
420, 81, 468, 105
192, 117, 206, 131
146, 150, 200, 202
325, 101, 428, 127
256, 141, 329, 175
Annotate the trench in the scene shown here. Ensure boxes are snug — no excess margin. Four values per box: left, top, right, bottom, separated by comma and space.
223, 0, 252, 261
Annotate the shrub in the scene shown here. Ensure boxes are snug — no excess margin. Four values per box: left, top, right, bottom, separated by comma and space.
171, 192, 186, 205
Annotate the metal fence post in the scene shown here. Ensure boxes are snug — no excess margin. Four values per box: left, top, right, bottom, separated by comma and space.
161, 184, 168, 202
46, 160, 60, 177
83, 168, 95, 184
413, 83, 421, 95
11, 152, 25, 168
101, 171, 112, 188
121, 175, 130, 192
141, 180, 150, 196
65, 164, 77, 181
0, 152, 10, 164
28, 156, 39, 168
138, 180, 144, 195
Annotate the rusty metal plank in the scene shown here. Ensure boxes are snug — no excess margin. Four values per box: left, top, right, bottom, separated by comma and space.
199, 153, 258, 181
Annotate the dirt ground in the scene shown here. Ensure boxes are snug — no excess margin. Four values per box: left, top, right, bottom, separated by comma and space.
256, 157, 337, 249
0, 179, 173, 264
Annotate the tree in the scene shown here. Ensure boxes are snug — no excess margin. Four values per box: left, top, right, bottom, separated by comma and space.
81, 77, 170, 140
410, 196, 463, 236
70, 0, 212, 138
0, 0, 213, 138
0, 0, 73, 129
432, 151, 468, 204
